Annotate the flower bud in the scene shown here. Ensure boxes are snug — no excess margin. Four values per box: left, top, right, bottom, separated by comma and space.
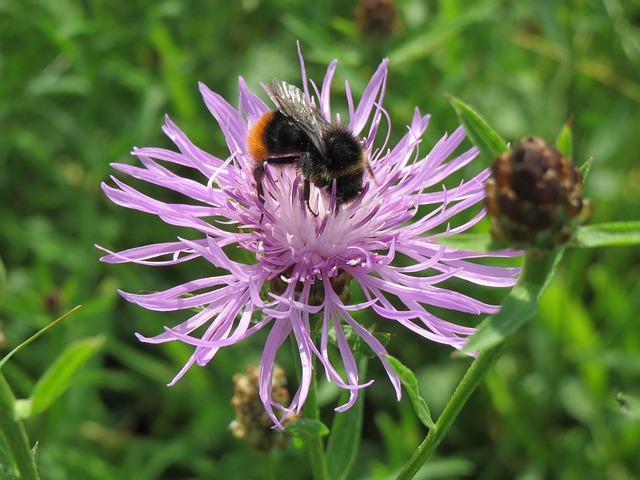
230, 365, 299, 451
485, 136, 591, 249
355, 0, 397, 37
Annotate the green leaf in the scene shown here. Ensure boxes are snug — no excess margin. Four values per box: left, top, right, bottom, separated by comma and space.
326, 358, 368, 480
21, 336, 105, 419
0, 306, 82, 371
555, 117, 573, 159
448, 95, 509, 161
463, 249, 564, 353
573, 222, 640, 247
285, 418, 329, 448
386, 356, 435, 430
579, 157, 592, 180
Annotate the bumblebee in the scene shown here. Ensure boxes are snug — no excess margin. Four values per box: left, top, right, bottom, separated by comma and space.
247, 79, 368, 216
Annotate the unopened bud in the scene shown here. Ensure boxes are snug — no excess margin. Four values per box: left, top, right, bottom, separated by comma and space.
355, 0, 397, 38
230, 365, 299, 451
485, 136, 591, 249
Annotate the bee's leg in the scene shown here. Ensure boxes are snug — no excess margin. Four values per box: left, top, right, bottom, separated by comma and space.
253, 157, 301, 222
252, 161, 269, 224
253, 161, 267, 205
254, 157, 299, 202
303, 179, 319, 217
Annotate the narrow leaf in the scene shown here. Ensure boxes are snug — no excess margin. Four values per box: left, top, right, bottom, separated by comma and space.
463, 249, 563, 353
573, 222, 640, 248
0, 306, 82, 371
555, 117, 573, 159
386, 356, 435, 430
326, 358, 368, 480
579, 157, 592, 180
448, 95, 509, 161
25, 336, 105, 418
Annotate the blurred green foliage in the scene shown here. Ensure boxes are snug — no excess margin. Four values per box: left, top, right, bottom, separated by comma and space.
1, 0, 639, 478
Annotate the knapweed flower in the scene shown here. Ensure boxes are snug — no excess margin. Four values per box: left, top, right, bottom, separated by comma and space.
99, 47, 521, 427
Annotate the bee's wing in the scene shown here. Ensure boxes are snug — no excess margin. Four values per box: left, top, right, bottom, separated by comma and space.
266, 79, 331, 156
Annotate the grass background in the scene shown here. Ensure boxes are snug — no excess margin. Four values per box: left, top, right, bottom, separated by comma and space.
1, 0, 639, 478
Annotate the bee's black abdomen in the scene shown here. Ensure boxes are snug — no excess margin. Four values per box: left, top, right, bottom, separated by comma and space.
263, 111, 311, 154
321, 128, 365, 205
324, 129, 363, 173
335, 173, 364, 205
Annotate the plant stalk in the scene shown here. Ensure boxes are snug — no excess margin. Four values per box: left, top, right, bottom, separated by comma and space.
395, 341, 507, 480
0, 372, 40, 480
291, 336, 329, 480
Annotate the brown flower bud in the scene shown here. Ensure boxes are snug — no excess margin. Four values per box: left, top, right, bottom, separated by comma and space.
229, 364, 299, 451
355, 0, 397, 38
485, 136, 591, 249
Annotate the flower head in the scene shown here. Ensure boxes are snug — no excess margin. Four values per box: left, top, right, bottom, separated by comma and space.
99, 46, 521, 427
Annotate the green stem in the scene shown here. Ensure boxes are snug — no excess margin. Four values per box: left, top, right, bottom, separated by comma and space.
291, 337, 329, 480
0, 372, 40, 480
264, 451, 275, 480
303, 370, 330, 480
395, 248, 561, 479
395, 342, 507, 480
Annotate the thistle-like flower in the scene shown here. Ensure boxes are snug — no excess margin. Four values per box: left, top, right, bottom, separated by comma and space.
99, 47, 521, 427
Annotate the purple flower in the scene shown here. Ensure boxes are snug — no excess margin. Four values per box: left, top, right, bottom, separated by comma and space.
99, 47, 521, 427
